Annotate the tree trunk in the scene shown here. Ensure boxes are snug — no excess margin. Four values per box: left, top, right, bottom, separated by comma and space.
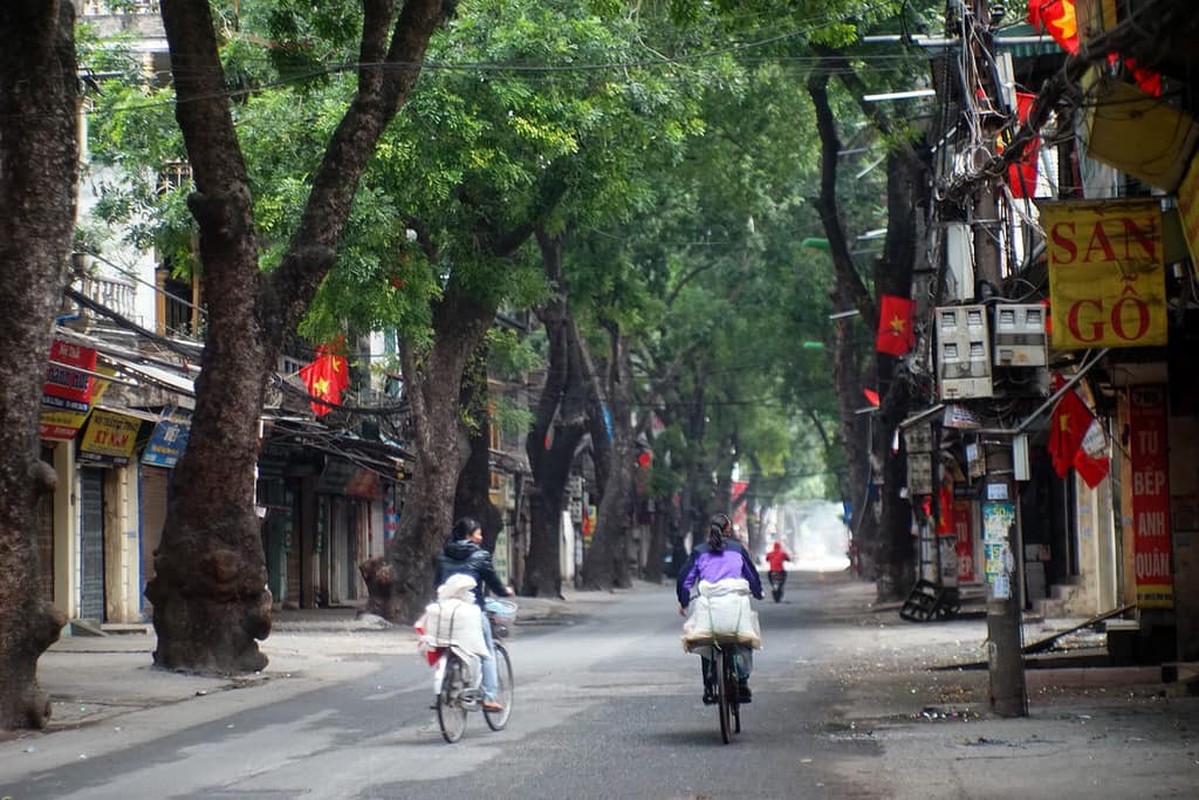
148, 0, 448, 670
362, 286, 495, 621
522, 230, 587, 596
642, 507, 668, 583
872, 151, 926, 601
455, 342, 503, 547
0, 0, 76, 729
580, 322, 636, 589
807, 66, 876, 582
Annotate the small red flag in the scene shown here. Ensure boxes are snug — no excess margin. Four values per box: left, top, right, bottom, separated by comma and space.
1005, 92, 1040, 198
1046, 386, 1109, 486
1108, 53, 1163, 97
1028, 0, 1079, 55
876, 295, 915, 356
300, 342, 350, 417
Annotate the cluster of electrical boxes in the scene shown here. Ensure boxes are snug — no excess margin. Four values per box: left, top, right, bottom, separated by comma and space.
934, 303, 1048, 400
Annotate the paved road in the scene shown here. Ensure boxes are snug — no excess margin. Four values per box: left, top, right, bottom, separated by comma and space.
4, 582, 864, 799
6, 573, 1199, 799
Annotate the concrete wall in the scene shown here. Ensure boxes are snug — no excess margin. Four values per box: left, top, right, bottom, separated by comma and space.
103, 463, 141, 623
1169, 413, 1199, 659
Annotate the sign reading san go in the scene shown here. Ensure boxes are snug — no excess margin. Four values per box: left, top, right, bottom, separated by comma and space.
1041, 199, 1166, 349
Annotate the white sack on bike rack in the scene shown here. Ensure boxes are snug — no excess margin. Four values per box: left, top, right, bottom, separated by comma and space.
415, 575, 489, 658
681, 578, 761, 650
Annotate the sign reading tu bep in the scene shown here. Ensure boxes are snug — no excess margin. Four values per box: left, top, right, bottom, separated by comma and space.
1041, 199, 1167, 349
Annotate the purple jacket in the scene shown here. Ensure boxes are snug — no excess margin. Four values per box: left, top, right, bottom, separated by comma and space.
678, 545, 763, 607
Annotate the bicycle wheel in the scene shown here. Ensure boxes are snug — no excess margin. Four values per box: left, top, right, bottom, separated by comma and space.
484, 643, 514, 731
727, 651, 741, 734
715, 647, 732, 744
436, 655, 469, 744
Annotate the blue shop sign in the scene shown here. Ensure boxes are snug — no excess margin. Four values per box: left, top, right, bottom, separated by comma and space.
142, 418, 190, 468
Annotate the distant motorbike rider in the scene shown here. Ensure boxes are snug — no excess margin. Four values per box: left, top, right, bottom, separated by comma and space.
765, 540, 792, 602
435, 516, 514, 713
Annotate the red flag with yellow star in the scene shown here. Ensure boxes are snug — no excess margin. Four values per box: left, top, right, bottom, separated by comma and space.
876, 295, 915, 356
300, 342, 350, 417
1028, 0, 1079, 55
1047, 388, 1089, 477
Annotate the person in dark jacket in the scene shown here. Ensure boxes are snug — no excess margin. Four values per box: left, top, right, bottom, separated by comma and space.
435, 516, 514, 712
676, 513, 763, 704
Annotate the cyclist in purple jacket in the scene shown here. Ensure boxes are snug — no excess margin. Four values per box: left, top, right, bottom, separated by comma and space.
677, 513, 763, 704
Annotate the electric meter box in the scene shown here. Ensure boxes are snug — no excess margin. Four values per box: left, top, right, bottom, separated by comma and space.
907, 452, 933, 495
904, 422, 934, 454
993, 303, 1047, 367
936, 305, 994, 400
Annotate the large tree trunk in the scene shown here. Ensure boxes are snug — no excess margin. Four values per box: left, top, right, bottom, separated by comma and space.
0, 0, 76, 730
455, 342, 503, 547
807, 67, 877, 582
580, 322, 636, 589
819, 47, 930, 596
148, 0, 448, 670
522, 230, 587, 596
873, 151, 925, 600
362, 286, 494, 621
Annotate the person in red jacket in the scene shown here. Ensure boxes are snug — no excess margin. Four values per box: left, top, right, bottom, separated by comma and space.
765, 540, 791, 602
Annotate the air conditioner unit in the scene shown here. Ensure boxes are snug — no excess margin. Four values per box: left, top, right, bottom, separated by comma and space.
936, 305, 994, 399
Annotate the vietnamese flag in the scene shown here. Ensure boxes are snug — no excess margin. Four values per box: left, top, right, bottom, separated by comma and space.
300, 342, 350, 417
1006, 92, 1040, 198
1046, 386, 1108, 487
876, 295, 915, 356
1028, 0, 1079, 55
1073, 406, 1111, 488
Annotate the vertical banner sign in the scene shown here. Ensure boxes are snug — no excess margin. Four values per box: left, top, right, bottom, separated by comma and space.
954, 500, 975, 583
1129, 385, 1173, 608
982, 501, 1016, 599
1041, 199, 1166, 349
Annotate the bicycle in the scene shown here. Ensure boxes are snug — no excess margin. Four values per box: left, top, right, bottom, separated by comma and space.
431, 598, 516, 744
689, 636, 742, 744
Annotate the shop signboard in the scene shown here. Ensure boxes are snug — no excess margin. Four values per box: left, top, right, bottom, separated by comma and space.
78, 408, 141, 466
142, 418, 190, 468
954, 500, 975, 583
40, 339, 96, 440
1129, 385, 1172, 608
1041, 199, 1167, 349
1178, 156, 1199, 267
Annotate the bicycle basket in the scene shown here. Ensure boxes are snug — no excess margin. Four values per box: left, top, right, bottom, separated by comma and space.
485, 598, 518, 637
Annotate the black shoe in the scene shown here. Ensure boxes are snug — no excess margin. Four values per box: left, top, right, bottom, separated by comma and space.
702, 687, 717, 705
737, 683, 752, 703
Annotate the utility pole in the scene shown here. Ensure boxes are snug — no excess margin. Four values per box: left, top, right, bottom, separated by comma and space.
967, 0, 1028, 717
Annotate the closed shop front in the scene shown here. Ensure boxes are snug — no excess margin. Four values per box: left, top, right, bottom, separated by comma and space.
79, 467, 106, 621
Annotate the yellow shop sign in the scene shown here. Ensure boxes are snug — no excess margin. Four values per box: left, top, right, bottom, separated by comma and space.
79, 409, 141, 461
1041, 199, 1167, 349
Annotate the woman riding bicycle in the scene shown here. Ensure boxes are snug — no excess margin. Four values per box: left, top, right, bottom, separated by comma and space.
676, 514, 763, 703
435, 516, 515, 713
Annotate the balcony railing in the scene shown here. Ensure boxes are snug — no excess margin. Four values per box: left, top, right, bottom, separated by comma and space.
80, 1, 160, 16
77, 271, 137, 324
